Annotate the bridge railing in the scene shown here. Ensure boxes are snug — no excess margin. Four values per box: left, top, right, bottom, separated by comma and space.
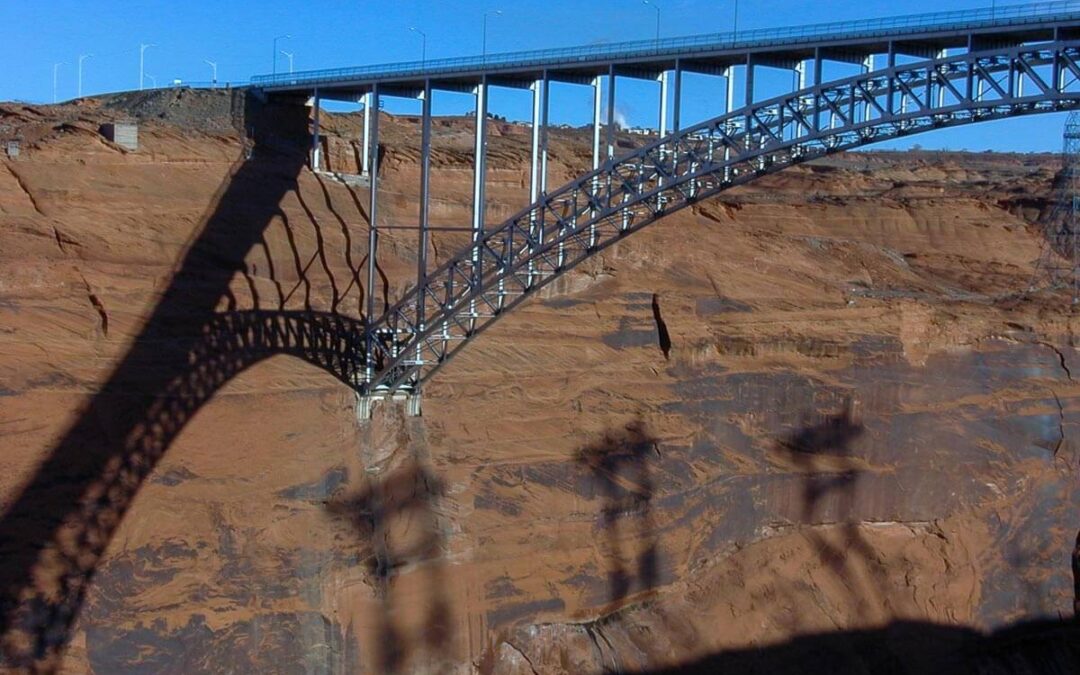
251, 1, 1080, 88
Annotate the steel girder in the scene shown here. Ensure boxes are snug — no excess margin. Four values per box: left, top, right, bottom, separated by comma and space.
362, 40, 1080, 396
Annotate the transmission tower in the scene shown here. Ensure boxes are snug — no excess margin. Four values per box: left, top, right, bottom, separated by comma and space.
1032, 111, 1080, 304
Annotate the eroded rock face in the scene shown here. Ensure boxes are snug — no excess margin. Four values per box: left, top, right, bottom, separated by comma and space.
0, 90, 1077, 673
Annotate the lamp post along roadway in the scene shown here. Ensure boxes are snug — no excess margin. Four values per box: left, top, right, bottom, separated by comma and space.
410, 27, 428, 68
642, 0, 661, 49
52, 62, 64, 104
482, 10, 502, 62
272, 34, 291, 76
139, 43, 155, 91
204, 59, 218, 87
78, 54, 92, 98
281, 50, 294, 74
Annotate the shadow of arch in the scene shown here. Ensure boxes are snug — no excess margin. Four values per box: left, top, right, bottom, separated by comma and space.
191, 310, 366, 389
0, 307, 367, 671
0, 95, 375, 671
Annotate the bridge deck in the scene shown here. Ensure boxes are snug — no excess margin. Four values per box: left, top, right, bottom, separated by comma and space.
253, 1, 1080, 96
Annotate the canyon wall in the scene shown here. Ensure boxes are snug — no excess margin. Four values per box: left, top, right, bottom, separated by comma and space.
0, 91, 1077, 673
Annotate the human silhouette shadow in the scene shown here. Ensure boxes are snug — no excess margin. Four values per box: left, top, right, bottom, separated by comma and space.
575, 418, 662, 606
326, 460, 451, 674
0, 93, 375, 671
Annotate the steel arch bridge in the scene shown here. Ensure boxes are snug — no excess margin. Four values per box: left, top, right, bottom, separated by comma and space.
250, 2, 1080, 410
366, 41, 1080, 396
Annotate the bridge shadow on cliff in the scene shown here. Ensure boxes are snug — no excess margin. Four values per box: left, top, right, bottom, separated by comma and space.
327, 458, 451, 674
638, 617, 1080, 674
576, 418, 662, 607
0, 94, 377, 671
636, 403, 1080, 674
772, 401, 893, 623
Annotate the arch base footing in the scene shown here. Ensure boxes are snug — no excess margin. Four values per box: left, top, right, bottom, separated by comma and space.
355, 390, 422, 421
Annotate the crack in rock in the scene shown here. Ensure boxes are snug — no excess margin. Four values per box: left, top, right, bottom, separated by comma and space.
503, 641, 540, 675
1050, 389, 1067, 458
1038, 341, 1074, 382
52, 226, 81, 254
5, 162, 45, 217
78, 272, 109, 337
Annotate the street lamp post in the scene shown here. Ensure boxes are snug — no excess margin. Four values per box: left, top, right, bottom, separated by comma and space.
642, 0, 660, 49
280, 50, 294, 74
733, 0, 739, 39
144, 73, 157, 89
272, 34, 291, 76
410, 27, 428, 68
204, 59, 218, 87
482, 10, 502, 62
139, 43, 155, 91
53, 62, 65, 104
78, 54, 92, 98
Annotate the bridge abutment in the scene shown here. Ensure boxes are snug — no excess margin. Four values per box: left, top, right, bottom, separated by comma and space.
356, 391, 422, 422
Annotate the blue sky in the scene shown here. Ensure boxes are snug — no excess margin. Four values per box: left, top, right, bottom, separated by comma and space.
1, 0, 1069, 152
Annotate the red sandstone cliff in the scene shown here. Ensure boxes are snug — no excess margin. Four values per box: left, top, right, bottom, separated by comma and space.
0, 89, 1077, 673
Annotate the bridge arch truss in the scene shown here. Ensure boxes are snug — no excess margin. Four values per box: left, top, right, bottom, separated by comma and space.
362, 40, 1080, 395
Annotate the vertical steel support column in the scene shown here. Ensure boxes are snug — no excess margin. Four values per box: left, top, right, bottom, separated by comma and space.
724, 66, 735, 182
606, 65, 617, 160
528, 75, 546, 286
1017, 54, 1026, 97
1008, 54, 1017, 99
745, 55, 755, 106
968, 36, 985, 103
1055, 30, 1066, 93
1058, 46, 1067, 92
658, 70, 670, 138
863, 55, 875, 122
529, 79, 544, 204
724, 67, 735, 113
470, 76, 489, 325
813, 49, 824, 132
311, 88, 322, 172
972, 45, 980, 105
887, 43, 897, 114
416, 80, 432, 349
745, 55, 756, 158
795, 61, 808, 139
591, 74, 603, 171
472, 76, 489, 242
672, 60, 683, 134
657, 68, 670, 204
605, 65, 628, 229
364, 84, 382, 388
936, 49, 948, 108
539, 75, 550, 197
590, 74, 603, 247
362, 92, 372, 176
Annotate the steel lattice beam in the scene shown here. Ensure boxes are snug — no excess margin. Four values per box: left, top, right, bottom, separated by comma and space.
361, 41, 1080, 396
